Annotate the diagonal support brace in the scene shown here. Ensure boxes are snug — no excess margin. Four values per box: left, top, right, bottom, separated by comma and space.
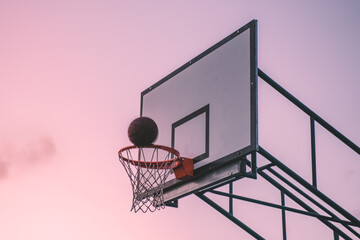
196, 192, 265, 240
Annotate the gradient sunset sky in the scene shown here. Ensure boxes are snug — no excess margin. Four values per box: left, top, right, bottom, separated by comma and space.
1, 1, 359, 239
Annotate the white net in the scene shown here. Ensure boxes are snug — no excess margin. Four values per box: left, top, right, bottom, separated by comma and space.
118, 146, 178, 213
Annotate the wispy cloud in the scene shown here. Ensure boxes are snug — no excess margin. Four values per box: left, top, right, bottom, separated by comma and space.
0, 135, 56, 180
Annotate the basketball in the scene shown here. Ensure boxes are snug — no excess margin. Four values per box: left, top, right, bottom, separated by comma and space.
128, 117, 158, 146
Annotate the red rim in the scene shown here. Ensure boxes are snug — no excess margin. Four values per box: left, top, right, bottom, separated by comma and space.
118, 144, 180, 169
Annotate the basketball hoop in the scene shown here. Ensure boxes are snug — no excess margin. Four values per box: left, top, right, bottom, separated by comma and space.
118, 144, 193, 212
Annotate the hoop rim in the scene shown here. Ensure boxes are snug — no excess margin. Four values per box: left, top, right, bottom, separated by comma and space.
118, 144, 180, 169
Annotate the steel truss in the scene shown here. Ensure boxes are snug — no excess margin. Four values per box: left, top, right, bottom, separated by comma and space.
195, 69, 360, 239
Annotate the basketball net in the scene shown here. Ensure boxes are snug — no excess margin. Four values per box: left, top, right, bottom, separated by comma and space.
118, 145, 178, 213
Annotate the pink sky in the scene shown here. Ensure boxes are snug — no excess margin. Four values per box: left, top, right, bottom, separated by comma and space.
1, 1, 359, 239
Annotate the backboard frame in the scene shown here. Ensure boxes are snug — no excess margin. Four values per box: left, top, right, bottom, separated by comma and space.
140, 20, 258, 204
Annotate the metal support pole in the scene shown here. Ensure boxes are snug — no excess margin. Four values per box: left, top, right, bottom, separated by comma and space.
229, 182, 233, 215
259, 146, 360, 226
209, 190, 358, 227
258, 69, 360, 155
310, 117, 317, 188
259, 171, 351, 240
196, 193, 265, 240
267, 168, 335, 218
281, 191, 287, 240
264, 154, 360, 237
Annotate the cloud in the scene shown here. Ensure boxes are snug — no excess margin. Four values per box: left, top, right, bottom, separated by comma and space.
0, 135, 56, 181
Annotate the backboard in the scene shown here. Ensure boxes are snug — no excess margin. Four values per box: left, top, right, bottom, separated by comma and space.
140, 20, 258, 204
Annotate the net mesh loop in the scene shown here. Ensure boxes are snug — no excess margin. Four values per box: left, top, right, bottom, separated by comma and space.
118, 145, 179, 213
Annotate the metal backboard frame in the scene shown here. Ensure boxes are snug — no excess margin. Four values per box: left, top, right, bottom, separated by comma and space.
140, 20, 258, 203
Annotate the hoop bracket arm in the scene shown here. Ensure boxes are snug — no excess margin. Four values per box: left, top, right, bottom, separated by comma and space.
173, 157, 194, 180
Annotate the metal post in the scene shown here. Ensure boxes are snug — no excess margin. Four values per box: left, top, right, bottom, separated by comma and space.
209, 190, 358, 226
281, 191, 287, 240
229, 182, 233, 215
310, 117, 317, 188
259, 146, 360, 226
259, 171, 351, 240
258, 69, 360, 155
196, 193, 265, 240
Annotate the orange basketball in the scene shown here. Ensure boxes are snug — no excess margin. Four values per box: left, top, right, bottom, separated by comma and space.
128, 117, 158, 146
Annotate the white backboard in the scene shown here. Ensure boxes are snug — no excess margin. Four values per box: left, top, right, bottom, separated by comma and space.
141, 20, 258, 202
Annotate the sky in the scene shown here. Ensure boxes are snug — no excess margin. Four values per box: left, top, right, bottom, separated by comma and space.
0, 0, 359, 239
